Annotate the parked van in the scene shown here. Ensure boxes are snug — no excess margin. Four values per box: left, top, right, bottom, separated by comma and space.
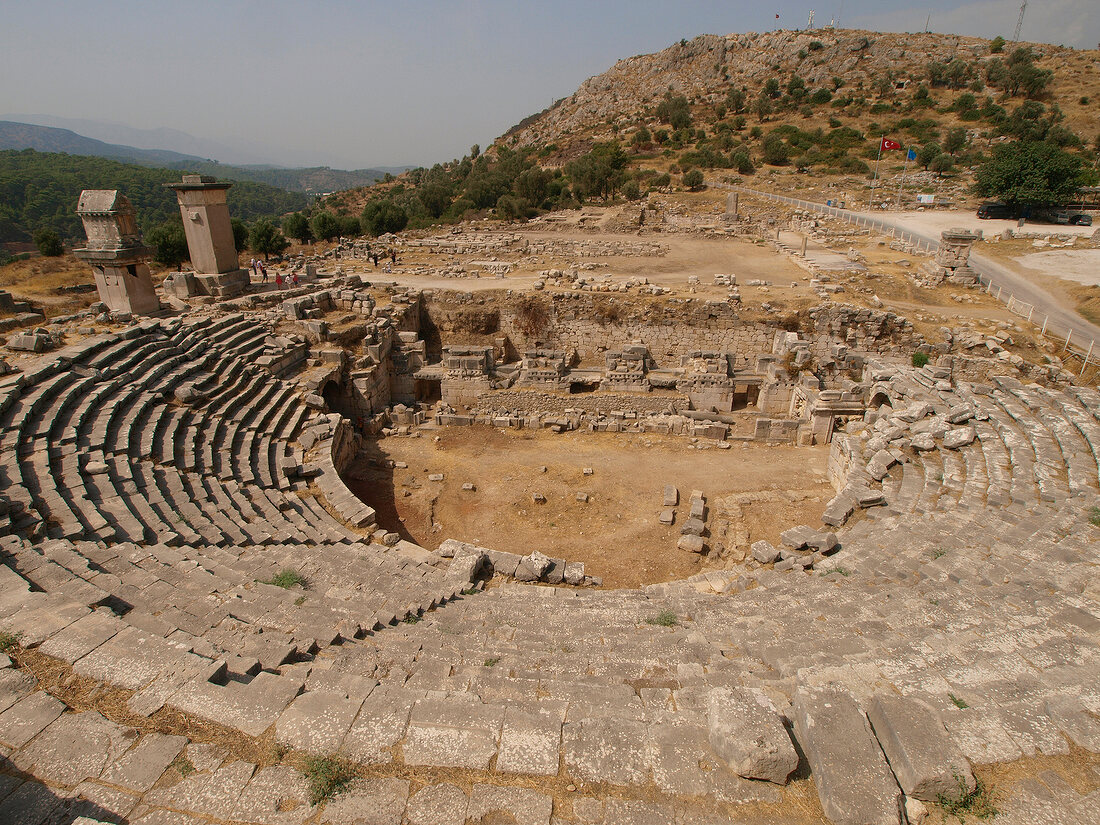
977, 202, 1013, 219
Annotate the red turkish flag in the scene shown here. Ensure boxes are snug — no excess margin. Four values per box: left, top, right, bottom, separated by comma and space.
880, 137, 902, 151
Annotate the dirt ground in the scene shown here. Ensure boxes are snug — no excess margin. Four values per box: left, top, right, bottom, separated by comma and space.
343, 426, 833, 589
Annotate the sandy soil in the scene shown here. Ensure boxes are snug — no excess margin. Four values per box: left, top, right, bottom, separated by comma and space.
1013, 250, 1100, 287
343, 427, 833, 589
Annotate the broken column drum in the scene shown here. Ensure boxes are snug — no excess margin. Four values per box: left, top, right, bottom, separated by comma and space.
73, 190, 161, 315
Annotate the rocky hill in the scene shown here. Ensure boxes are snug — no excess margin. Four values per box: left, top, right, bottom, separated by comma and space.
505, 29, 1099, 157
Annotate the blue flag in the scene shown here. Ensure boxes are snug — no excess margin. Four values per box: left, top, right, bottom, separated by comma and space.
907, 148, 917, 161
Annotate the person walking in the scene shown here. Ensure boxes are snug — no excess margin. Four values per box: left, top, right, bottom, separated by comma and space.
250, 258, 258, 277
275, 272, 283, 290
259, 262, 268, 283
390, 248, 397, 266
291, 272, 299, 286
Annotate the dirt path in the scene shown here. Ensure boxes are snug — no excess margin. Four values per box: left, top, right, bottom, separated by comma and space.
343, 427, 834, 589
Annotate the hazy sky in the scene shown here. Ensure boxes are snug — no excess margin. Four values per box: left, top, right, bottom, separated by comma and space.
2, 0, 1096, 169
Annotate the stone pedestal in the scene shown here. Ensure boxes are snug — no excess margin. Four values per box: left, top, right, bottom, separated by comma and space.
74, 190, 161, 316
165, 175, 249, 298
923, 228, 981, 286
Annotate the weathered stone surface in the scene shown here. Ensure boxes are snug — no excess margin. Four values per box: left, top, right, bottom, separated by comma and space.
468, 785, 552, 825
496, 703, 564, 775
0, 691, 65, 748
658, 508, 676, 525
793, 686, 902, 825
403, 696, 503, 769
780, 524, 818, 550
663, 485, 679, 507
101, 732, 187, 792
942, 426, 975, 449
751, 540, 780, 564
233, 765, 316, 825
404, 783, 467, 825
677, 534, 705, 553
317, 777, 408, 825
867, 694, 974, 803
13, 710, 131, 786
911, 432, 936, 451
707, 687, 798, 784
564, 717, 650, 785
276, 690, 364, 752
680, 517, 705, 536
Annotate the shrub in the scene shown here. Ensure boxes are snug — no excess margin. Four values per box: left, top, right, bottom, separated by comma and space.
0, 631, 19, 652
912, 352, 930, 368
1088, 506, 1100, 527
33, 228, 64, 257
645, 610, 678, 627
683, 169, 704, 190
936, 773, 998, 820
990, 36, 1006, 54
300, 754, 357, 805
266, 569, 307, 589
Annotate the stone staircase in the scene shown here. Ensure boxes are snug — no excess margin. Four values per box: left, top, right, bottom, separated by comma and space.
1, 326, 1099, 824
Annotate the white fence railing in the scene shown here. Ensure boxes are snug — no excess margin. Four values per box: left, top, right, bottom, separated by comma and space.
724, 184, 1099, 375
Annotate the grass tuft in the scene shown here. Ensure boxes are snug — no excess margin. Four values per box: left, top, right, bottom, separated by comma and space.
265, 569, 307, 589
645, 609, 678, 627
300, 753, 358, 805
483, 658, 500, 667
949, 692, 969, 709
1088, 506, 1100, 527
935, 773, 997, 822
170, 753, 196, 777
0, 631, 20, 652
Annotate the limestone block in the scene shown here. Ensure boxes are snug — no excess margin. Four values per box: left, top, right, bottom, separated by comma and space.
911, 433, 936, 451
867, 694, 974, 803
707, 687, 798, 784
793, 686, 902, 825
751, 540, 780, 564
942, 427, 976, 449
680, 517, 706, 536
677, 535, 705, 553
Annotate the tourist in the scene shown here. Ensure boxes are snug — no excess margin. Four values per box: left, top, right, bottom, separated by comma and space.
250, 258, 258, 276
275, 272, 284, 290
390, 248, 397, 265
371, 253, 379, 267
292, 272, 299, 286
259, 262, 268, 282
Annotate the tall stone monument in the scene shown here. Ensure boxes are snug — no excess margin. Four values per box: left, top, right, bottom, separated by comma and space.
74, 190, 161, 315
920, 227, 981, 286
163, 175, 249, 298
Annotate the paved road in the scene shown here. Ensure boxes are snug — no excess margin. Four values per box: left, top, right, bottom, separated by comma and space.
728, 185, 1100, 350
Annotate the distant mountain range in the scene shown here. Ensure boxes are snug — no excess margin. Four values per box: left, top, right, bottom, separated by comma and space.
0, 120, 411, 194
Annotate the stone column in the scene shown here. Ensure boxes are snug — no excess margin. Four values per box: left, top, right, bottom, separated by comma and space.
164, 175, 249, 297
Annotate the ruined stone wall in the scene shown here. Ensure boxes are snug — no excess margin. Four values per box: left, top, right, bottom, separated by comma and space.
473, 389, 688, 415
424, 294, 924, 369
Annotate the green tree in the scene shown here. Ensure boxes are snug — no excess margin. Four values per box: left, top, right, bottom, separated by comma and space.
725, 87, 746, 113
763, 78, 781, 99
146, 221, 188, 269
283, 212, 313, 244
513, 167, 550, 205
249, 219, 289, 259
309, 211, 341, 241
944, 127, 968, 155
682, 169, 704, 190
929, 154, 954, 175
761, 134, 790, 165
32, 227, 63, 256
361, 200, 409, 236
656, 93, 692, 129
753, 94, 774, 122
337, 215, 361, 236
917, 142, 942, 170
230, 218, 248, 253
731, 150, 755, 175
975, 140, 1090, 208
990, 36, 1006, 54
